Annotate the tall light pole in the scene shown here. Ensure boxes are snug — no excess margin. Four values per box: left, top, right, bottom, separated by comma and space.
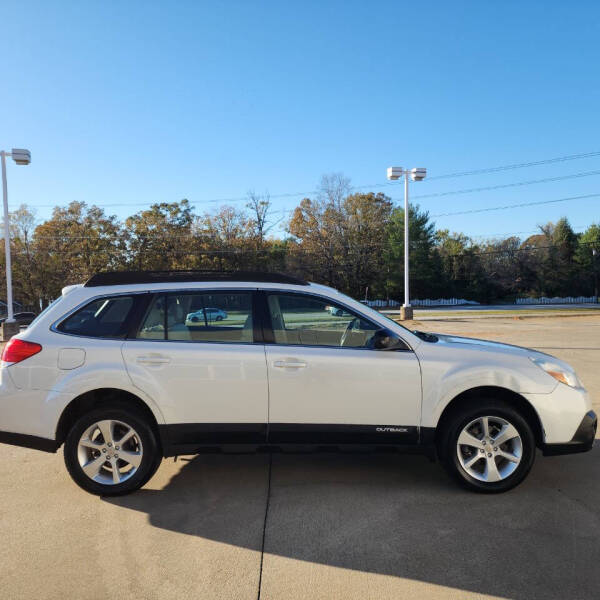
1, 148, 31, 340
593, 248, 598, 300
386, 166, 427, 320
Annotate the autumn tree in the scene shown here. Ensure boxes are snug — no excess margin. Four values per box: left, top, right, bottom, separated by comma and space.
3, 205, 40, 309
339, 192, 393, 297
124, 200, 194, 270
32, 201, 124, 301
287, 173, 391, 296
197, 205, 256, 270
246, 191, 272, 249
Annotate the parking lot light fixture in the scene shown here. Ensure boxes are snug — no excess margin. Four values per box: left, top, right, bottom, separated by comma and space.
1, 149, 31, 338
386, 165, 427, 320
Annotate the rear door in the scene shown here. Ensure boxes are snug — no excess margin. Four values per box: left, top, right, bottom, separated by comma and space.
262, 291, 422, 444
122, 289, 268, 445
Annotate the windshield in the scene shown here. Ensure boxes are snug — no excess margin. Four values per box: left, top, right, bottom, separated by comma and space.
333, 292, 413, 334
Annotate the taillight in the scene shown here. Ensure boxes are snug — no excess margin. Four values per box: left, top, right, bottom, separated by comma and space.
1, 339, 42, 364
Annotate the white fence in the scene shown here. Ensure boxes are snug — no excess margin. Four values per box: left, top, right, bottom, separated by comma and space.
516, 296, 598, 305
364, 298, 479, 308
413, 298, 480, 307
363, 299, 401, 308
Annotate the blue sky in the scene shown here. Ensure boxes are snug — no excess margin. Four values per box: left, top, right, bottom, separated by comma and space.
2, 0, 600, 239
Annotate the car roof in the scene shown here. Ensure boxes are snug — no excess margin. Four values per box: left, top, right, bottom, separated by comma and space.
64, 280, 337, 297
84, 270, 308, 287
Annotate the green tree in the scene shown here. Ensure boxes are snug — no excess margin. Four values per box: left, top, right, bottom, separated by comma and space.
531, 218, 578, 296
384, 204, 441, 300
478, 236, 522, 300
576, 223, 600, 296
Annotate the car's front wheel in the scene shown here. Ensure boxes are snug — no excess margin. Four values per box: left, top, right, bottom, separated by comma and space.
64, 404, 162, 496
440, 399, 536, 493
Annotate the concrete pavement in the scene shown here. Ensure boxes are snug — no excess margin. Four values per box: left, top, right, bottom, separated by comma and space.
1, 315, 599, 599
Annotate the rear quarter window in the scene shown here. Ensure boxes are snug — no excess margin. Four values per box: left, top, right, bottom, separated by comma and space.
28, 296, 63, 328
57, 296, 135, 338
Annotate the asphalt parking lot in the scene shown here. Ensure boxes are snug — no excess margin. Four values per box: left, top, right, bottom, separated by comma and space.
1, 315, 599, 600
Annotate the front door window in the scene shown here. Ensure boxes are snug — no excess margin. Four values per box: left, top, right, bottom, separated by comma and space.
267, 293, 382, 348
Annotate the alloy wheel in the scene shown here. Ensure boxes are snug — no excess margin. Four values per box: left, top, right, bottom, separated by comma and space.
456, 415, 522, 483
77, 419, 144, 485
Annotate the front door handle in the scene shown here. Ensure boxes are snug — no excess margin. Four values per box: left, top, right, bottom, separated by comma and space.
136, 355, 171, 366
273, 360, 307, 369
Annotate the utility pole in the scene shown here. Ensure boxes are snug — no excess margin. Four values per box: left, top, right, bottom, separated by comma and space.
593, 248, 598, 300
1, 148, 31, 340
386, 166, 427, 320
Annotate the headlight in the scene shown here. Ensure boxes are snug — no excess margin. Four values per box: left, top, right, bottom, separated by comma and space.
530, 356, 582, 388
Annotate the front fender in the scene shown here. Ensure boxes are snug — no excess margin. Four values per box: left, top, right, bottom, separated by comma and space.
416, 343, 557, 428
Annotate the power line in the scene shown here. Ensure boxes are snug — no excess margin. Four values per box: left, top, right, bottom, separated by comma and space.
469, 225, 589, 240
424, 151, 600, 181
14, 150, 600, 210
279, 191, 600, 223
411, 170, 600, 200
431, 192, 600, 218
325, 151, 600, 191
446, 239, 599, 258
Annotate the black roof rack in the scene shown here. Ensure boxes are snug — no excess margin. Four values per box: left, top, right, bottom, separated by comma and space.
84, 270, 309, 287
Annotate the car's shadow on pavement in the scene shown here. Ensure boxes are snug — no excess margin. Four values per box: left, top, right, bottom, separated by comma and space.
105, 447, 600, 600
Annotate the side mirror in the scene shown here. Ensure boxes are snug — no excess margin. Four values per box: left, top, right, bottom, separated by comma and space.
371, 329, 406, 351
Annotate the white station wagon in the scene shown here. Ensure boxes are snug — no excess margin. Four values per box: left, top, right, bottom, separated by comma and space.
0, 271, 595, 495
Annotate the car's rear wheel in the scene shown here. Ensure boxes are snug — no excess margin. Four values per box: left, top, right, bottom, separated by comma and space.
64, 404, 161, 496
440, 399, 536, 493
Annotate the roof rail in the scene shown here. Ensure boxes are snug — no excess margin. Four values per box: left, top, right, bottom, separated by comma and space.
83, 270, 309, 287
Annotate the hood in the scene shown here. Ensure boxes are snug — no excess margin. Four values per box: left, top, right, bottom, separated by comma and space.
423, 332, 583, 390
432, 333, 546, 358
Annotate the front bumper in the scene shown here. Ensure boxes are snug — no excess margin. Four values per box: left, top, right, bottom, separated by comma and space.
542, 411, 597, 456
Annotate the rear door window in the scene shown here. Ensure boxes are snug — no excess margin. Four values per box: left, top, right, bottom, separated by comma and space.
57, 296, 135, 338
137, 291, 255, 343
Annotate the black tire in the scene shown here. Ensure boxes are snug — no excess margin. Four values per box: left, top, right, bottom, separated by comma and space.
216, 315, 223, 321
439, 399, 536, 493
64, 403, 162, 496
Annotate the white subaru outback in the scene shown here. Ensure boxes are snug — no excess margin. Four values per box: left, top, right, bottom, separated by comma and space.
0, 271, 595, 495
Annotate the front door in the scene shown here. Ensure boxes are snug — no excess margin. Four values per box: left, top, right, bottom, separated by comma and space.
263, 292, 422, 444
122, 289, 268, 446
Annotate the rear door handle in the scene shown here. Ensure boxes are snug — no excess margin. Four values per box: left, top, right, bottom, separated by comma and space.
136, 355, 171, 365
273, 360, 307, 369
